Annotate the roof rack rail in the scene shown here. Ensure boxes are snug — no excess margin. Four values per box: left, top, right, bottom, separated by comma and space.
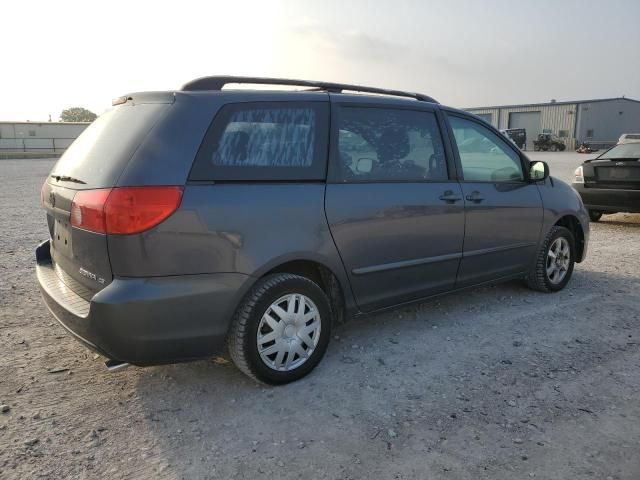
181, 76, 438, 103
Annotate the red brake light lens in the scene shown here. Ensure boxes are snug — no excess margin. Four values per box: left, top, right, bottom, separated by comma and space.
70, 189, 111, 233
104, 187, 183, 234
70, 187, 183, 235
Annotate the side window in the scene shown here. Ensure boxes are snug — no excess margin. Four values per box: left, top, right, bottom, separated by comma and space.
449, 116, 524, 182
335, 107, 447, 182
190, 102, 328, 181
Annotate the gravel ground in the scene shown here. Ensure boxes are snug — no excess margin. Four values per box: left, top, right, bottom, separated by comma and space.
1, 153, 639, 479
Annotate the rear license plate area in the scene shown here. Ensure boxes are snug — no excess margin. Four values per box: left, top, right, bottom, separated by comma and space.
53, 219, 73, 257
597, 167, 640, 180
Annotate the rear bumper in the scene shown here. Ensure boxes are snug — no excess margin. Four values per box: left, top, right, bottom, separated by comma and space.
36, 240, 251, 366
572, 184, 640, 213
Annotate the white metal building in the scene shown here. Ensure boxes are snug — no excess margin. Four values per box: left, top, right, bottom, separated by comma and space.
465, 97, 640, 150
0, 121, 89, 157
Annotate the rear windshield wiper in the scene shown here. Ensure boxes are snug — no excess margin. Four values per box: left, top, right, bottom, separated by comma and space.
51, 174, 87, 184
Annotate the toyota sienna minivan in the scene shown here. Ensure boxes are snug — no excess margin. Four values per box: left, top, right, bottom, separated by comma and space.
36, 76, 589, 384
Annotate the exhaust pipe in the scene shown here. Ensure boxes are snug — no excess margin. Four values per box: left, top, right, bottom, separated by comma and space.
104, 359, 130, 372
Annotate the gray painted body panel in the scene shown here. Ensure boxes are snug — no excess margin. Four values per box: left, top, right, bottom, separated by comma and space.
325, 183, 464, 311
535, 176, 590, 261
456, 182, 543, 287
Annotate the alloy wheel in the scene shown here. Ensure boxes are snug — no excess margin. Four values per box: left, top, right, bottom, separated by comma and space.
546, 237, 571, 284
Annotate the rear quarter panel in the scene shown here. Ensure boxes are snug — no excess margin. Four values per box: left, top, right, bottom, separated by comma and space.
116, 93, 225, 187
107, 184, 356, 307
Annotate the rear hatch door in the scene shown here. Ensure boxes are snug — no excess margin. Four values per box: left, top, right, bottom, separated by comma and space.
42, 182, 112, 299
41, 97, 173, 298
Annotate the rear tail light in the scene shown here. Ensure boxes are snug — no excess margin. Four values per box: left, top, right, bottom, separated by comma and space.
574, 166, 584, 183
70, 187, 183, 234
70, 189, 111, 233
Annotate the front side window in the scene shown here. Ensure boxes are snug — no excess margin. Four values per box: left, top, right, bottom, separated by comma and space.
335, 107, 447, 182
449, 116, 524, 182
190, 102, 328, 181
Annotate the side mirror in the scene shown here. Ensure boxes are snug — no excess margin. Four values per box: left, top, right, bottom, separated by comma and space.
356, 158, 374, 173
529, 160, 549, 181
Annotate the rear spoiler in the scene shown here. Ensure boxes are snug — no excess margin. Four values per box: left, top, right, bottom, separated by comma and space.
112, 91, 175, 106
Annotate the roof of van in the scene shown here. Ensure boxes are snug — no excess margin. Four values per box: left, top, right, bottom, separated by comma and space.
179, 76, 438, 104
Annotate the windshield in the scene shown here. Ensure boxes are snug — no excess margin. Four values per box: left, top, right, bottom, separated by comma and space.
598, 143, 640, 160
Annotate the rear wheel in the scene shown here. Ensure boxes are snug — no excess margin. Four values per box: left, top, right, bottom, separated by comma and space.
589, 210, 603, 222
525, 226, 575, 292
227, 273, 332, 384
550, 144, 558, 152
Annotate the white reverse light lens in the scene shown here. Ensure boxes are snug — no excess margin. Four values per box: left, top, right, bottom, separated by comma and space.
574, 166, 584, 183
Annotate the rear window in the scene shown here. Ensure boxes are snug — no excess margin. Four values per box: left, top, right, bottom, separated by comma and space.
190, 102, 329, 181
599, 143, 640, 159
51, 103, 170, 189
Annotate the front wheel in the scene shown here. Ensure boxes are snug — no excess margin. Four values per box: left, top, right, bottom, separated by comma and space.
525, 226, 575, 292
589, 210, 603, 222
227, 273, 332, 384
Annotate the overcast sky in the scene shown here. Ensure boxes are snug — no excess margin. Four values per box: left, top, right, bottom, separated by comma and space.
2, 0, 639, 121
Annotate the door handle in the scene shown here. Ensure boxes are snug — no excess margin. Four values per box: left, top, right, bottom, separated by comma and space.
439, 191, 462, 203
465, 191, 485, 203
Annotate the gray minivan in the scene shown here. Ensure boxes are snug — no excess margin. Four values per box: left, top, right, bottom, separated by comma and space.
36, 77, 589, 384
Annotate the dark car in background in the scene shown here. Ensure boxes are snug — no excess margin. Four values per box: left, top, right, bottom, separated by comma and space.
36, 77, 589, 384
572, 142, 640, 221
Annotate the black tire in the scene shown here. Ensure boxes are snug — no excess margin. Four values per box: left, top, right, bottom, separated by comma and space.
525, 226, 576, 293
550, 144, 558, 152
227, 273, 332, 385
589, 210, 603, 222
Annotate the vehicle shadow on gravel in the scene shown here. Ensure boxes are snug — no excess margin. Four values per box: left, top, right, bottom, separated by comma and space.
597, 219, 640, 228
597, 212, 640, 227
128, 266, 640, 478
